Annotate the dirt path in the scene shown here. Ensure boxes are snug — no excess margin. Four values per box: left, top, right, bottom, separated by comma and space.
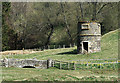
0, 50, 40, 55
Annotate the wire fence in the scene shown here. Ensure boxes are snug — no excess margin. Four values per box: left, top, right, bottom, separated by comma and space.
35, 43, 76, 51
1, 43, 76, 55
1, 58, 119, 70
52, 59, 119, 70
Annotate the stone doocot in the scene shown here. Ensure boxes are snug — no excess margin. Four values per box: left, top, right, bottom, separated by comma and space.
77, 21, 101, 54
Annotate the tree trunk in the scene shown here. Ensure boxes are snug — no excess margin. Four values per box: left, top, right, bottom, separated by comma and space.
64, 15, 73, 46
92, 2, 97, 21
61, 3, 73, 46
45, 24, 54, 48
79, 3, 84, 20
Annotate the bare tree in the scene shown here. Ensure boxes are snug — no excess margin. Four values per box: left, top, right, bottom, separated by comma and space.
92, 2, 110, 21
10, 2, 27, 49
42, 3, 60, 48
60, 2, 74, 46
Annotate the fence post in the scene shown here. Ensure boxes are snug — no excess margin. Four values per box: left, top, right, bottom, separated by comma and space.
74, 43, 75, 47
4, 58, 8, 67
113, 63, 115, 70
44, 46, 45, 50
63, 45, 65, 48
68, 62, 69, 70
70, 44, 71, 48
22, 48, 24, 54
59, 45, 61, 49
48, 45, 50, 50
87, 62, 88, 67
60, 61, 61, 69
47, 45, 48, 49
47, 59, 52, 69
53, 61, 54, 67
116, 60, 118, 64
39, 48, 41, 51
74, 63, 76, 70
28, 49, 30, 53
100, 63, 101, 69
54, 45, 55, 49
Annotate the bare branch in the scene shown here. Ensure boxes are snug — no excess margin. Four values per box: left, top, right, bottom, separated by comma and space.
79, 3, 84, 20
96, 3, 110, 15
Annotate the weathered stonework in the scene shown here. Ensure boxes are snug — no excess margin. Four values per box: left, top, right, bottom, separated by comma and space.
0, 58, 53, 69
77, 21, 101, 54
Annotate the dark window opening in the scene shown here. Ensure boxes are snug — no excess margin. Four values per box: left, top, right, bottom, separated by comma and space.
82, 25, 89, 30
23, 66, 35, 68
83, 42, 88, 52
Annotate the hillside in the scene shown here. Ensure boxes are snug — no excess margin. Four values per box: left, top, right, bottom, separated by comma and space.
4, 29, 118, 61
2, 29, 119, 81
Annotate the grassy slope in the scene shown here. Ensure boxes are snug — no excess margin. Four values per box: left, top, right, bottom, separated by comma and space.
5, 29, 118, 61
2, 67, 118, 81
2, 29, 119, 81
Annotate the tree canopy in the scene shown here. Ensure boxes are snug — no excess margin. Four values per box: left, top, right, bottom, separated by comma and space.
2, 2, 118, 51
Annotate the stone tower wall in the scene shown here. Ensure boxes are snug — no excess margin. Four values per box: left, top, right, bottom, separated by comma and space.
77, 22, 101, 54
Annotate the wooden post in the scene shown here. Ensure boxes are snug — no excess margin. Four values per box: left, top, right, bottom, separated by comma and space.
39, 48, 41, 51
63, 45, 65, 48
70, 44, 71, 48
54, 45, 55, 49
53, 61, 54, 67
4, 58, 8, 67
60, 61, 61, 69
74, 63, 76, 70
22, 48, 24, 54
68, 62, 69, 70
87, 62, 88, 67
48, 45, 50, 50
74, 43, 75, 47
59, 45, 61, 49
28, 49, 30, 53
100, 63, 101, 69
47, 59, 52, 69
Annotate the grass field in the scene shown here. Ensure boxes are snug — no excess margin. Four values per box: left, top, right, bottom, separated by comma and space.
2, 29, 119, 81
2, 68, 118, 81
4, 29, 118, 61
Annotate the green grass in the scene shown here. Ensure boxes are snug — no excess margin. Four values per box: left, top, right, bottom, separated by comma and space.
2, 29, 119, 81
4, 29, 118, 61
2, 67, 118, 81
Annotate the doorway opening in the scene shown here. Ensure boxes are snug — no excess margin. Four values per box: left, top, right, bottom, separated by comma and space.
23, 66, 35, 68
83, 42, 88, 52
